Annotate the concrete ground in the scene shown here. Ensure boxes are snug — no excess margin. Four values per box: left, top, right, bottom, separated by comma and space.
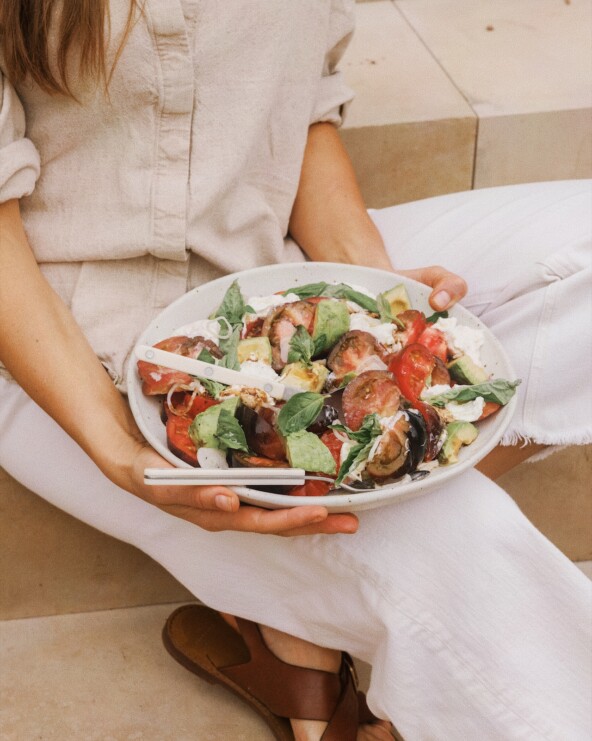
1, 1, 591, 739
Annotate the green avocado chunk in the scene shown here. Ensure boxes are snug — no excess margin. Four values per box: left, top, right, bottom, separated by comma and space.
237, 337, 273, 365
439, 421, 479, 465
279, 362, 329, 392
285, 430, 337, 475
189, 396, 239, 449
447, 355, 489, 385
311, 300, 350, 356
381, 283, 411, 316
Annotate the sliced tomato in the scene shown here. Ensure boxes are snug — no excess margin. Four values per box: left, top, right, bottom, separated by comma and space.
327, 330, 387, 380
389, 343, 436, 403
261, 301, 316, 370
395, 310, 427, 347
165, 392, 219, 420
320, 430, 344, 469
286, 480, 332, 497
342, 370, 402, 431
417, 326, 448, 363
479, 402, 501, 420
166, 415, 198, 466
138, 335, 222, 395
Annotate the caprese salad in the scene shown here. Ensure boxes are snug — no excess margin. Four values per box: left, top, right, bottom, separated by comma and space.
136, 279, 519, 495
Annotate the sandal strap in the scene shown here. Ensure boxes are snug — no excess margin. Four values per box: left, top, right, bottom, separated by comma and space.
218, 617, 359, 738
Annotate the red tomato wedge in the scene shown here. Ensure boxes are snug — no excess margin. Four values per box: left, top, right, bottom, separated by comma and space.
342, 371, 402, 431
165, 392, 219, 420
395, 310, 427, 347
138, 336, 222, 395
286, 480, 332, 497
166, 415, 198, 466
388, 343, 436, 403
320, 430, 344, 469
479, 401, 501, 420
417, 326, 448, 363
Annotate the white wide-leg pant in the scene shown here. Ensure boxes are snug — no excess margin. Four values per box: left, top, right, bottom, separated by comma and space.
1, 181, 591, 740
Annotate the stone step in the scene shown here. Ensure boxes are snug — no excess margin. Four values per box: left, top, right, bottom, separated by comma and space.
343, 0, 591, 206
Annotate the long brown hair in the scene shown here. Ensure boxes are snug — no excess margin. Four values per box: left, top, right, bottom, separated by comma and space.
0, 0, 136, 95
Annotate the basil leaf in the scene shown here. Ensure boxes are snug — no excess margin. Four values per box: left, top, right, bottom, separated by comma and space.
282, 282, 329, 299
215, 408, 249, 452
313, 332, 327, 357
197, 348, 216, 364
218, 326, 241, 371
335, 440, 373, 486
244, 305, 256, 314
323, 284, 378, 313
287, 325, 315, 366
426, 310, 449, 324
277, 392, 325, 436
281, 282, 378, 313
336, 371, 356, 389
428, 379, 521, 407
200, 378, 226, 399
332, 413, 382, 445
209, 280, 246, 326
354, 413, 383, 442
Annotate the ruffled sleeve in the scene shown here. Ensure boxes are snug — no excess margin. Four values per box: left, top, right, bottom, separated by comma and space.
0, 69, 40, 203
309, 0, 356, 127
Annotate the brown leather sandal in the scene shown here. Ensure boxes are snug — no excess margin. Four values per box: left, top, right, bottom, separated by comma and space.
162, 603, 382, 741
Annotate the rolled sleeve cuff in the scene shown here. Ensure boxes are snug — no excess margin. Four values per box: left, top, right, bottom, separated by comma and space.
0, 138, 41, 203
309, 70, 355, 127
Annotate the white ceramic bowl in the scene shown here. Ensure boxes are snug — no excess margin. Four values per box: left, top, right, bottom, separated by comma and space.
127, 262, 517, 512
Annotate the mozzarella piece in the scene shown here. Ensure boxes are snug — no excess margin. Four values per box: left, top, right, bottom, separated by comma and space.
239, 361, 280, 381
348, 313, 399, 347
421, 384, 485, 422
197, 448, 230, 469
172, 318, 222, 343
433, 317, 484, 365
246, 293, 300, 316
446, 397, 485, 422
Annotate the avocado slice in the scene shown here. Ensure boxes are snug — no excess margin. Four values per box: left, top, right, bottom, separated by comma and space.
189, 396, 239, 449
285, 429, 337, 475
439, 421, 478, 465
237, 337, 273, 365
447, 355, 489, 385
380, 283, 411, 317
311, 300, 350, 356
279, 361, 329, 392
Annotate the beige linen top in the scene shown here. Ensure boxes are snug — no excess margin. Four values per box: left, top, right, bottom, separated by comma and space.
0, 0, 354, 389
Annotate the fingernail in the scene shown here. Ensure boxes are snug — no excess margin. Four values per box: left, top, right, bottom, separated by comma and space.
215, 494, 234, 511
312, 513, 327, 523
432, 290, 451, 310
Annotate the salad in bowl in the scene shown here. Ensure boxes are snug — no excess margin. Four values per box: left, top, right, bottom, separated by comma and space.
128, 263, 519, 511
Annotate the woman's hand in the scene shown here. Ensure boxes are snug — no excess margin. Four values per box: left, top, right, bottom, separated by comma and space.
395, 265, 468, 310
124, 441, 359, 537
288, 124, 469, 311
1, 200, 358, 539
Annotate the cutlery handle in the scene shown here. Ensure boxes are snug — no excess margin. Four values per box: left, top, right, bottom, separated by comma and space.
144, 467, 307, 487
134, 344, 295, 400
